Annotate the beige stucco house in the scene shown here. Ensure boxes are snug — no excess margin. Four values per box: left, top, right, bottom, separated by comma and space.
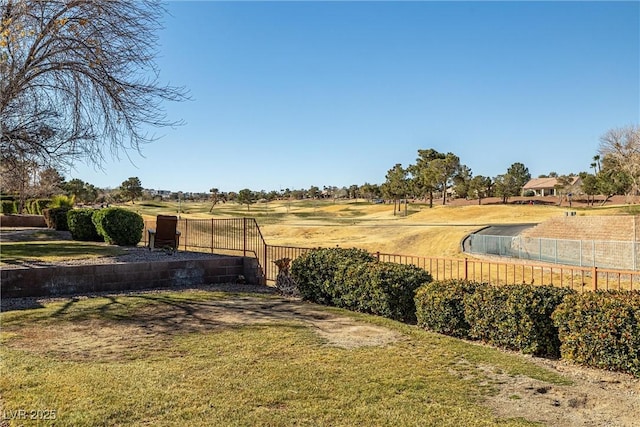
522, 177, 582, 197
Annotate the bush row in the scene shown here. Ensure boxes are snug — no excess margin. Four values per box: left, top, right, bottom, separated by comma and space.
1, 199, 51, 215
553, 291, 640, 376
290, 248, 432, 323
415, 280, 640, 376
44, 207, 143, 246
415, 280, 571, 357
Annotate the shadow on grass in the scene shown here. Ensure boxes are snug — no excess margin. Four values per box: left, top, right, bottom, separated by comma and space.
20, 291, 330, 339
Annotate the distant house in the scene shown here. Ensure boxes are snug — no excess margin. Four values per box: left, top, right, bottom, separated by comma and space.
522, 177, 582, 197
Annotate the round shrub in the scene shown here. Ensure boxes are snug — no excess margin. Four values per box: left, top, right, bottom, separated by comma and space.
290, 247, 375, 304
42, 207, 70, 231
552, 291, 640, 376
92, 207, 143, 246
465, 284, 574, 357
67, 208, 102, 241
335, 261, 432, 323
415, 280, 486, 338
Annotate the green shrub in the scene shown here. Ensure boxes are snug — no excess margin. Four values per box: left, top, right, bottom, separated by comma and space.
50, 194, 75, 208
290, 247, 375, 304
1, 200, 16, 214
290, 247, 431, 323
415, 280, 486, 338
67, 209, 102, 241
42, 207, 71, 231
33, 199, 51, 215
335, 261, 432, 323
552, 291, 640, 376
24, 199, 49, 214
465, 284, 574, 357
92, 207, 143, 246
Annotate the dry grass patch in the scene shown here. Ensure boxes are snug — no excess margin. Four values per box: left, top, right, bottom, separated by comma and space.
124, 199, 633, 258
2, 289, 574, 426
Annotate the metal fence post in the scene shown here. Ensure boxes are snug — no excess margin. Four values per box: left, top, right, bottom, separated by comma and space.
579, 240, 583, 267
464, 257, 469, 281
518, 236, 522, 259
243, 217, 247, 257
183, 219, 188, 251
539, 238, 542, 261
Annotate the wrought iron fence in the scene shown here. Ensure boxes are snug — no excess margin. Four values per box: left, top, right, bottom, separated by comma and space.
466, 234, 639, 270
142, 218, 640, 291
373, 252, 640, 292
142, 218, 312, 284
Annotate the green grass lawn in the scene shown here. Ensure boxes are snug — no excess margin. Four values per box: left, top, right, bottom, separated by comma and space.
0, 241, 124, 265
0, 290, 569, 426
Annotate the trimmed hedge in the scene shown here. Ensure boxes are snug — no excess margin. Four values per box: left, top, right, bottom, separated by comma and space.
290, 247, 431, 323
30, 199, 51, 215
290, 247, 375, 304
42, 207, 70, 231
67, 208, 102, 241
1, 200, 16, 214
464, 284, 575, 357
92, 207, 143, 246
552, 291, 640, 376
334, 261, 432, 323
415, 279, 486, 338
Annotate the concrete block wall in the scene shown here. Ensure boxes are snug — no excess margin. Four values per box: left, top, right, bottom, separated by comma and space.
1, 256, 264, 298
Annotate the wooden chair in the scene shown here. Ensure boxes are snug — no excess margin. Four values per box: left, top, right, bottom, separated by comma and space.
148, 215, 181, 252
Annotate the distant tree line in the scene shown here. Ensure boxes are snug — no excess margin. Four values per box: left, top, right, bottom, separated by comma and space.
2, 125, 638, 212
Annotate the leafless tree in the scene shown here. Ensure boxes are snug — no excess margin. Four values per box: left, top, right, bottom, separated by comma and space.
598, 125, 640, 202
0, 0, 187, 169
0, 155, 38, 212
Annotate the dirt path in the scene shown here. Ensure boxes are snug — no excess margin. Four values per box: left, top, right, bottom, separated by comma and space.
482, 355, 640, 426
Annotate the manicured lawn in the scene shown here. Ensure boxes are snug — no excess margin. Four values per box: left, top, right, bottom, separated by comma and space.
0, 241, 124, 266
0, 290, 567, 426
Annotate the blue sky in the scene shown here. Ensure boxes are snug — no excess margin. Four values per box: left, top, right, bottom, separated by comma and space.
69, 1, 640, 193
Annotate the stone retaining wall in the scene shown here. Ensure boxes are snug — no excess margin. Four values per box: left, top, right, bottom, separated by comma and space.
1, 256, 264, 298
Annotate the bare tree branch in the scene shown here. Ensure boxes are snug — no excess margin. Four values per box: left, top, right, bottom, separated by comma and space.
598, 125, 640, 201
1, 0, 187, 169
